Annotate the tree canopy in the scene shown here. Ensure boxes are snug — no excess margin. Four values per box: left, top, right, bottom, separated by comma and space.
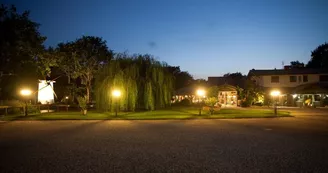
95, 54, 174, 111
0, 4, 46, 99
0, 4, 45, 75
56, 36, 113, 103
166, 66, 193, 89
290, 61, 304, 68
307, 42, 328, 68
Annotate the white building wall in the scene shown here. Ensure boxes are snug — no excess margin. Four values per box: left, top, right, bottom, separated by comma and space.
251, 74, 322, 88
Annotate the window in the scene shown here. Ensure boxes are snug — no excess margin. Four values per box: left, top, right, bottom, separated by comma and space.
271, 76, 279, 83
298, 76, 302, 82
319, 75, 328, 82
303, 75, 308, 82
290, 76, 297, 82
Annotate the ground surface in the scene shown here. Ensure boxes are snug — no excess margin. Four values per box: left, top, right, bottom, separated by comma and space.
0, 108, 327, 172
0, 108, 290, 120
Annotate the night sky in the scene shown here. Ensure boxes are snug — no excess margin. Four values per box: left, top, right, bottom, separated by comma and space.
4, 0, 328, 78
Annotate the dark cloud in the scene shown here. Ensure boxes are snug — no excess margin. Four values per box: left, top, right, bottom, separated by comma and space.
148, 41, 157, 48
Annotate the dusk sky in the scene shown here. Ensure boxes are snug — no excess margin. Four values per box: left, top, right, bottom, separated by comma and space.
5, 0, 328, 79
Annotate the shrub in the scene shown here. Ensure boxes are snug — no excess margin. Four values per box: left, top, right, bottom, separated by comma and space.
77, 96, 88, 110
241, 97, 252, 107
172, 98, 192, 107
205, 97, 218, 115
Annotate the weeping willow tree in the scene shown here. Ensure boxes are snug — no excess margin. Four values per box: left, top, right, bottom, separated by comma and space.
95, 54, 174, 112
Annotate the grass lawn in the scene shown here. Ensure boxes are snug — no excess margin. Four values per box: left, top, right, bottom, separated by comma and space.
0, 107, 291, 121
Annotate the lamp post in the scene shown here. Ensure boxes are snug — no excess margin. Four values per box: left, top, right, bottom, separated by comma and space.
112, 89, 121, 117
270, 90, 280, 116
196, 89, 205, 116
20, 89, 32, 116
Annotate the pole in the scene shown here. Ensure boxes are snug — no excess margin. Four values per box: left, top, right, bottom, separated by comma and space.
115, 100, 118, 117
199, 97, 202, 116
25, 101, 28, 116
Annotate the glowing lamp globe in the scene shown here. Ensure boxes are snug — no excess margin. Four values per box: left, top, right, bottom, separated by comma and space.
270, 90, 280, 97
21, 89, 32, 96
196, 89, 205, 97
112, 90, 121, 98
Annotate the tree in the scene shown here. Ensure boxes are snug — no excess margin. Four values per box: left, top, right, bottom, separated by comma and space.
0, 4, 46, 99
95, 54, 174, 112
0, 4, 45, 74
290, 61, 304, 67
35, 47, 59, 79
166, 66, 193, 89
223, 72, 243, 78
207, 86, 219, 98
205, 97, 218, 115
306, 42, 328, 68
57, 36, 113, 103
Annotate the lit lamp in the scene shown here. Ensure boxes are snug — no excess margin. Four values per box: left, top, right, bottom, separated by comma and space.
270, 90, 280, 116
196, 89, 206, 116
20, 89, 32, 116
112, 89, 121, 117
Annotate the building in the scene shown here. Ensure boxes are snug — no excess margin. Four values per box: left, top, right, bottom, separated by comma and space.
208, 76, 247, 107
248, 68, 328, 107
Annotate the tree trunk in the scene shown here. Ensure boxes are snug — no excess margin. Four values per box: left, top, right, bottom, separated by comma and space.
86, 85, 90, 104
67, 76, 70, 84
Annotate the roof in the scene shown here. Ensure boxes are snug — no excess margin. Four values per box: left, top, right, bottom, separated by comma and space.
248, 68, 328, 76
217, 84, 238, 91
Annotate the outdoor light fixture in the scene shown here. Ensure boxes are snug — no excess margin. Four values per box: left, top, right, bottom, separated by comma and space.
112, 89, 121, 117
20, 89, 32, 116
196, 89, 206, 116
65, 96, 69, 99
112, 90, 121, 98
196, 89, 205, 97
20, 89, 32, 96
270, 90, 281, 97
292, 94, 297, 98
270, 90, 280, 116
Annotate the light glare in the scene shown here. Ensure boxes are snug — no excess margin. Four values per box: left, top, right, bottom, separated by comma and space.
196, 89, 205, 97
112, 90, 121, 98
20, 89, 32, 96
270, 90, 280, 97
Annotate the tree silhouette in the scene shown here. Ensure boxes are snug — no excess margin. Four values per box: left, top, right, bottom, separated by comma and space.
307, 42, 328, 68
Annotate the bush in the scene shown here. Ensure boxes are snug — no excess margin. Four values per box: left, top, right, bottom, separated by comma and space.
172, 98, 192, 107
77, 96, 88, 110
205, 97, 218, 115
241, 98, 252, 107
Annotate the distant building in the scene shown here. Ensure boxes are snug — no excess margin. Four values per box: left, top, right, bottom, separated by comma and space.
207, 76, 247, 107
248, 67, 328, 107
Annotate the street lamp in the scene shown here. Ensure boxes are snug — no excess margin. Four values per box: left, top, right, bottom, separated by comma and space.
270, 90, 280, 116
112, 89, 121, 117
196, 89, 206, 116
20, 89, 32, 116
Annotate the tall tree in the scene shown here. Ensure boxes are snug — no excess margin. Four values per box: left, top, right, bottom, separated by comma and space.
0, 4, 45, 74
307, 42, 328, 68
166, 66, 193, 89
57, 36, 113, 103
0, 4, 46, 99
95, 54, 174, 111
